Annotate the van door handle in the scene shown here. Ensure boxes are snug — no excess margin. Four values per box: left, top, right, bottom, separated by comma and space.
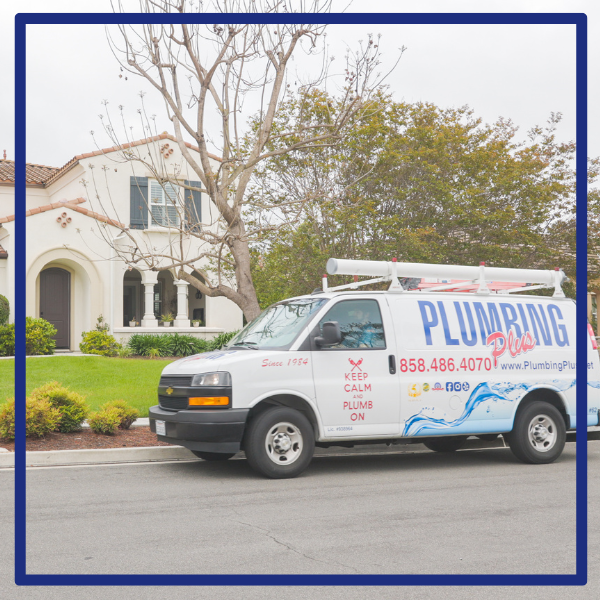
388, 355, 396, 374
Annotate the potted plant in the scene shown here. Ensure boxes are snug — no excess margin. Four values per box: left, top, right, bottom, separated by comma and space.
129, 317, 138, 327
161, 313, 174, 327
192, 319, 203, 328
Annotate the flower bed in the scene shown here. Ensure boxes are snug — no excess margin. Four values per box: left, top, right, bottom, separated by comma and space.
0, 426, 171, 452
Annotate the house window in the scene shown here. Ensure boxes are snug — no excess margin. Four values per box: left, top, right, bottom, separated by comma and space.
150, 180, 180, 227
153, 281, 163, 319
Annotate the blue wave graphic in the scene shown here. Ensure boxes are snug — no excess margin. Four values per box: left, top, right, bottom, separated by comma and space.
588, 381, 600, 390
403, 379, 576, 437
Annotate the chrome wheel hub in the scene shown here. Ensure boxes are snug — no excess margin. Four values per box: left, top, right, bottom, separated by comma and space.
265, 422, 303, 465
528, 415, 557, 452
273, 432, 292, 453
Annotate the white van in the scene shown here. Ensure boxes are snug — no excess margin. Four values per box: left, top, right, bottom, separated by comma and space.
149, 259, 600, 478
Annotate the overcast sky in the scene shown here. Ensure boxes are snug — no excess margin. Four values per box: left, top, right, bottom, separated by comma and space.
1, 0, 598, 170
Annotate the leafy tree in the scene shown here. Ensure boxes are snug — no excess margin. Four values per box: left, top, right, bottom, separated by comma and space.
249, 92, 595, 305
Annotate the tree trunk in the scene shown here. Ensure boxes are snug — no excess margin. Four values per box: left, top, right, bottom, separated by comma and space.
230, 227, 261, 322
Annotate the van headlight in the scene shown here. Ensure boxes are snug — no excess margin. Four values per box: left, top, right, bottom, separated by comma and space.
191, 372, 232, 387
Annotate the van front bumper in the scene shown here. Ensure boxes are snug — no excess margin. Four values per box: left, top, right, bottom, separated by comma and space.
149, 406, 250, 454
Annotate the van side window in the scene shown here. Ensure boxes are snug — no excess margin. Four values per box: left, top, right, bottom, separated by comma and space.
318, 299, 386, 349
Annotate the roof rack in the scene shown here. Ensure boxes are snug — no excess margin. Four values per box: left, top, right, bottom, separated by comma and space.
324, 258, 568, 298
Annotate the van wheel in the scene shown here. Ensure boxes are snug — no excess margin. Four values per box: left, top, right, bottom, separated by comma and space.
244, 407, 315, 479
191, 451, 236, 461
423, 436, 468, 452
506, 401, 566, 464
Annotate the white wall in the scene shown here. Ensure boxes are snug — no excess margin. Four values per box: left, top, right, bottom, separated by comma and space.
0, 186, 14, 219
2, 138, 243, 347
206, 294, 244, 333
44, 164, 86, 203
0, 222, 13, 323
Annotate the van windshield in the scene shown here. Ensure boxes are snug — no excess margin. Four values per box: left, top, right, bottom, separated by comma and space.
227, 298, 328, 350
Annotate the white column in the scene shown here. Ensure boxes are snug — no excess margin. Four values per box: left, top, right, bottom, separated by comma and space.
173, 280, 190, 328
140, 271, 159, 327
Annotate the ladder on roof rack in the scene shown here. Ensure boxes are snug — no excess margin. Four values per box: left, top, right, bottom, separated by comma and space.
323, 258, 568, 298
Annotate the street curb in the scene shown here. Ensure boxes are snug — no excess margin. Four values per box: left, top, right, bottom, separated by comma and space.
0, 445, 196, 468
1, 428, 598, 469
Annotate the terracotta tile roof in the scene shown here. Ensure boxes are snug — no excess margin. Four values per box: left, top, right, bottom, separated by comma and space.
65, 203, 127, 229
43, 132, 220, 188
1, 133, 219, 189
0, 159, 60, 185
0, 197, 126, 229
0, 198, 84, 222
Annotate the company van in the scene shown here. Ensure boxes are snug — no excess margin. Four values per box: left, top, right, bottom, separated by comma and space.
149, 259, 600, 478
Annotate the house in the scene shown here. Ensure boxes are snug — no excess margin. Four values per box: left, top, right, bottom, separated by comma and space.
0, 134, 243, 350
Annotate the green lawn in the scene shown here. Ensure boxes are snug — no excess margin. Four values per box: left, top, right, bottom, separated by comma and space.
0, 356, 176, 416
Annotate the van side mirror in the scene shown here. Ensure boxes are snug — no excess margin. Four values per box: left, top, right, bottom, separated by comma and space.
315, 321, 342, 347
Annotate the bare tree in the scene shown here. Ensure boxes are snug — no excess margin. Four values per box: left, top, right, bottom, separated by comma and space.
89, 0, 391, 320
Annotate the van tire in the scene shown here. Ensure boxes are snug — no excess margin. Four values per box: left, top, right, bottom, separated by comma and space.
244, 407, 315, 479
191, 451, 236, 461
506, 401, 566, 464
423, 436, 468, 452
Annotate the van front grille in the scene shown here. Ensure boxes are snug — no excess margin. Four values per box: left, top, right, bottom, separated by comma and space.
159, 375, 193, 387
158, 396, 188, 411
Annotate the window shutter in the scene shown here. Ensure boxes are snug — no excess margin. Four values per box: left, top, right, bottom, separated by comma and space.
130, 176, 148, 230
184, 180, 202, 232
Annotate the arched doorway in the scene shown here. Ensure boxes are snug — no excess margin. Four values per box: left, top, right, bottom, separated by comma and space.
123, 269, 142, 325
40, 267, 70, 349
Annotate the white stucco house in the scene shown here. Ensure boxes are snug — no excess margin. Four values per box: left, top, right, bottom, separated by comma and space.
0, 133, 243, 350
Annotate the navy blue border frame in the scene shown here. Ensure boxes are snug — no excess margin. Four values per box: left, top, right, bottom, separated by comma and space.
14, 12, 588, 586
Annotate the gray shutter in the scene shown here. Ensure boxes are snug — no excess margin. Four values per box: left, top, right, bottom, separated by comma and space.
130, 176, 148, 230
184, 180, 202, 232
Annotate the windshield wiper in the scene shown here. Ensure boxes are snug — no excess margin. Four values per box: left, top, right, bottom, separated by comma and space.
231, 341, 259, 350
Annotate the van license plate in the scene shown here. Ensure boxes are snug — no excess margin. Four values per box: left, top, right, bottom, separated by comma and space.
155, 420, 166, 436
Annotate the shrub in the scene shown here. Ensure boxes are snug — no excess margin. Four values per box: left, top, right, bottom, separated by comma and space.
126, 331, 239, 357
127, 333, 172, 357
28, 381, 61, 400
26, 396, 62, 438
191, 338, 211, 354
0, 295, 9, 326
116, 345, 133, 358
0, 398, 15, 440
88, 407, 122, 435
25, 317, 56, 355
168, 333, 197, 357
148, 347, 161, 359
0, 324, 15, 357
0, 399, 51, 441
95, 314, 110, 332
100, 400, 139, 429
30, 381, 89, 433
80, 330, 120, 357
209, 330, 239, 351
0, 396, 63, 440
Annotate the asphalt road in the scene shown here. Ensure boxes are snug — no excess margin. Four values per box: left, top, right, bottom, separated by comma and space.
1, 442, 598, 600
